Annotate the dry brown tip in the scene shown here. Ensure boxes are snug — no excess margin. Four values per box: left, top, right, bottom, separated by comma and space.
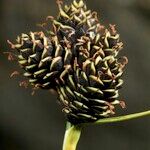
105, 101, 115, 113
3, 52, 15, 61
119, 56, 128, 69
97, 24, 105, 33
46, 16, 54, 21
7, 40, 16, 49
19, 80, 29, 89
120, 100, 126, 109
56, 0, 63, 6
109, 24, 117, 35
92, 11, 98, 22
10, 71, 20, 78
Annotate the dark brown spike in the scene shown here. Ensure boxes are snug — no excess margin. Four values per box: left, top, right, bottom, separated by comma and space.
7, 0, 128, 124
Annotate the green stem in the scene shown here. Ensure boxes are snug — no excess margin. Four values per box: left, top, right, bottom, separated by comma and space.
62, 110, 150, 150
63, 122, 82, 150
92, 110, 150, 125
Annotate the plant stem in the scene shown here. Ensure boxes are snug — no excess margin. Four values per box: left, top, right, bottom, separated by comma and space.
92, 110, 150, 125
62, 110, 150, 150
63, 122, 82, 150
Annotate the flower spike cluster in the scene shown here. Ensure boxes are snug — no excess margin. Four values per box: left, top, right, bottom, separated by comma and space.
8, 0, 128, 124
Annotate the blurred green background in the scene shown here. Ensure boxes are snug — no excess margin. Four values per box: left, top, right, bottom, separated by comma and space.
0, 0, 150, 150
